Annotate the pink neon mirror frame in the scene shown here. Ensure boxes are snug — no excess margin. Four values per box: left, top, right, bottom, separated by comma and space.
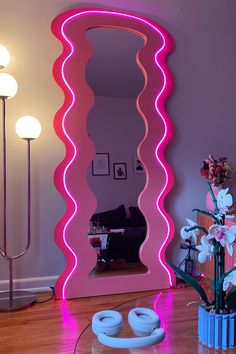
51, 8, 175, 299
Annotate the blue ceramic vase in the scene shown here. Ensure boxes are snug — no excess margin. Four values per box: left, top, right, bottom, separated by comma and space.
198, 306, 236, 350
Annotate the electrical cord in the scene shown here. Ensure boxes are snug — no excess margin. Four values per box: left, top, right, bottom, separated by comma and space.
178, 241, 194, 269
35, 286, 55, 304
73, 322, 91, 354
177, 254, 189, 270
177, 240, 203, 284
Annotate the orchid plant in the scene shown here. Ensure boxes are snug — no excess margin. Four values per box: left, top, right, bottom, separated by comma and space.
170, 181, 236, 313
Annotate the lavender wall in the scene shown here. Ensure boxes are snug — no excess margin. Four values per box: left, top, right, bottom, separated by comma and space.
0, 0, 236, 289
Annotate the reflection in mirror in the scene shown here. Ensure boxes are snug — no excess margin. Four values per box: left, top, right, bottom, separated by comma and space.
86, 28, 148, 277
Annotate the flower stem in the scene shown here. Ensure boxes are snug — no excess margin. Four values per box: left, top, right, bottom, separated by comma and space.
184, 225, 208, 235
219, 246, 225, 310
207, 181, 220, 311
207, 181, 219, 214
214, 242, 220, 313
192, 208, 219, 224
219, 216, 225, 310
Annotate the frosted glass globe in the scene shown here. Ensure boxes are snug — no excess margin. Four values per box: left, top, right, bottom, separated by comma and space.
15, 116, 41, 140
0, 73, 18, 98
0, 45, 10, 69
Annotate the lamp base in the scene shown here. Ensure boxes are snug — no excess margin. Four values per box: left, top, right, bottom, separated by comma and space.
0, 290, 36, 311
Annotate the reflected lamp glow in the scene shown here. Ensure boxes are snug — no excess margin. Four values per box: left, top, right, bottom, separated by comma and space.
15, 116, 41, 140
0, 73, 18, 98
0, 45, 10, 69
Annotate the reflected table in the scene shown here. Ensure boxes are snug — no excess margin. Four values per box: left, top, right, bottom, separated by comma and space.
75, 288, 233, 354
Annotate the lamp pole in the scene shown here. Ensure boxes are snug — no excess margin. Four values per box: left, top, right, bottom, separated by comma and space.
0, 99, 38, 311
2, 97, 7, 256
0, 49, 41, 311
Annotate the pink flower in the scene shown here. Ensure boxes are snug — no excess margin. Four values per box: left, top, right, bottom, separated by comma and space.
207, 225, 236, 256
214, 228, 225, 241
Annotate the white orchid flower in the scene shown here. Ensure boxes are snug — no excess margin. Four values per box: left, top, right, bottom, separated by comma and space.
207, 224, 236, 256
196, 236, 214, 263
223, 266, 236, 291
216, 188, 233, 215
180, 218, 199, 244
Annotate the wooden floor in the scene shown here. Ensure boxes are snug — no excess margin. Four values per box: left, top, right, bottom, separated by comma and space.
0, 280, 232, 354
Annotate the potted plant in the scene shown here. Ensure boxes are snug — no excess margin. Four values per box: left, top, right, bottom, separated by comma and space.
170, 157, 236, 350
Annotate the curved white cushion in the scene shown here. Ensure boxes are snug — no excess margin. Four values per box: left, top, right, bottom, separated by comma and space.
92, 310, 122, 336
128, 308, 160, 336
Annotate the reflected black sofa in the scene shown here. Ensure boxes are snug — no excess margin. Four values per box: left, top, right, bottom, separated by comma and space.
91, 204, 146, 263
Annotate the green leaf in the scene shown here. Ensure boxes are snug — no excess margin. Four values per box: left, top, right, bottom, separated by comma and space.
192, 208, 219, 224
210, 278, 215, 295
184, 225, 208, 235
169, 262, 211, 306
225, 286, 236, 307
207, 181, 220, 214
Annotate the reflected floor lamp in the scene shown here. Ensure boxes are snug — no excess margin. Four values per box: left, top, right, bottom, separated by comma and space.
0, 45, 41, 311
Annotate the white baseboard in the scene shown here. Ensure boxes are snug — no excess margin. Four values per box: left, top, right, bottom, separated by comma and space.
0, 275, 58, 293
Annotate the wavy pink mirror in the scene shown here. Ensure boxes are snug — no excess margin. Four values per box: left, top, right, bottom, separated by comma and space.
52, 8, 175, 299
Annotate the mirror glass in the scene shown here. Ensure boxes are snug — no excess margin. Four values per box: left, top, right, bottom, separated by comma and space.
86, 28, 148, 277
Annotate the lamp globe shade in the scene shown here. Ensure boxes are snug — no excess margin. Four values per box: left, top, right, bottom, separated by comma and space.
15, 116, 41, 140
0, 73, 18, 98
0, 45, 10, 69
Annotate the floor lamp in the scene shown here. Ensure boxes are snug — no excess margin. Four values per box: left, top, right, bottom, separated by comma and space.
0, 45, 41, 311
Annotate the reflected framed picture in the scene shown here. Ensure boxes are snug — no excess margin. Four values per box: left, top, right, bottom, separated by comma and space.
92, 153, 110, 176
113, 163, 127, 180
133, 155, 145, 174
